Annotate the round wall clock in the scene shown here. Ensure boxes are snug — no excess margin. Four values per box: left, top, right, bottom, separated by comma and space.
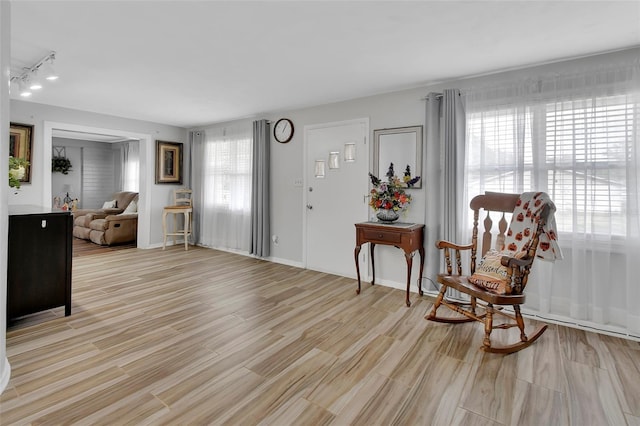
274, 118, 294, 143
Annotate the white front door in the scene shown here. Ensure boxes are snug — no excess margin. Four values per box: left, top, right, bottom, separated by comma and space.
304, 118, 369, 278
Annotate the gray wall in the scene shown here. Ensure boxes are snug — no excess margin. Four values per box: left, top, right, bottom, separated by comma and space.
51, 137, 117, 209
195, 47, 640, 287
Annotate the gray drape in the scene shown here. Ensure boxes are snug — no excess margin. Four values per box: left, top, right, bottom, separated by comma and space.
250, 119, 270, 257
424, 93, 442, 291
442, 89, 466, 244
423, 89, 466, 294
189, 130, 205, 244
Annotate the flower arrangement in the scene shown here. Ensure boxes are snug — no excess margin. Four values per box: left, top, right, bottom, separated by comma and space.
368, 163, 420, 212
9, 156, 29, 189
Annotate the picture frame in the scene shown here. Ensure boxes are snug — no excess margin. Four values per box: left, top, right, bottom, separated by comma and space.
155, 140, 183, 184
373, 125, 423, 189
9, 122, 33, 183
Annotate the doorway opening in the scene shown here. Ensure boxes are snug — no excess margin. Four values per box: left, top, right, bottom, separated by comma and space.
44, 122, 153, 249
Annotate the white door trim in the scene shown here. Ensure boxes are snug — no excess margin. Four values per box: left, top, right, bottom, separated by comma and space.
44, 121, 152, 248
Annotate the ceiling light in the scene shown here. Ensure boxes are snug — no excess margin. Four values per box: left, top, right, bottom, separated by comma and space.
10, 51, 58, 96
41, 54, 58, 80
29, 71, 43, 90
18, 77, 32, 97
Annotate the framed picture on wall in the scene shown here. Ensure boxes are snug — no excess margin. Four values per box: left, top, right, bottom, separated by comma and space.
9, 122, 34, 183
155, 140, 183, 184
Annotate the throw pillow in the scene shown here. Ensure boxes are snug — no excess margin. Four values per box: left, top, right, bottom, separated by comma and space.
123, 199, 138, 214
102, 200, 117, 209
469, 249, 511, 294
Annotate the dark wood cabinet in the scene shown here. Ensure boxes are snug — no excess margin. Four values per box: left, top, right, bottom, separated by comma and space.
7, 207, 73, 321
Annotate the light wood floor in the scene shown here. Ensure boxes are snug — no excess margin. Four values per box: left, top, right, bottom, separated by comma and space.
2, 246, 639, 425
72, 237, 137, 258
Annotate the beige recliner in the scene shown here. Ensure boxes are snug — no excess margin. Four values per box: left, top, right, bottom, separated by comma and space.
87, 213, 138, 246
73, 191, 138, 245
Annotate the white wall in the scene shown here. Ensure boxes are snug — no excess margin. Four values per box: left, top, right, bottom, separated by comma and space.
0, 0, 11, 395
9, 100, 189, 247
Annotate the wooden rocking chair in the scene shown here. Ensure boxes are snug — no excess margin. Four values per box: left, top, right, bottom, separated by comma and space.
426, 192, 560, 354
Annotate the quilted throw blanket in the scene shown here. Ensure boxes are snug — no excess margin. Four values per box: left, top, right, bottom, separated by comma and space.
504, 192, 563, 262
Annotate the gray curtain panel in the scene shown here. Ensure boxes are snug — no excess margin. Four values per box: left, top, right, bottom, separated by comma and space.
441, 88, 466, 244
189, 130, 205, 244
423, 89, 465, 295
423, 92, 442, 291
251, 119, 270, 257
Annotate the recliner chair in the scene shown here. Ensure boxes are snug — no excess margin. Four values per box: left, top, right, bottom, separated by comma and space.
73, 191, 138, 245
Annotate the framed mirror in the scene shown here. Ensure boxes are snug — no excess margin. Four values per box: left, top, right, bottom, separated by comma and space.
373, 125, 423, 188
9, 122, 33, 183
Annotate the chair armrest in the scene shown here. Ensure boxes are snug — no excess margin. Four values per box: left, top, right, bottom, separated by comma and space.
499, 255, 535, 293
500, 255, 534, 268
103, 208, 124, 215
436, 240, 474, 276
435, 240, 474, 251
73, 209, 99, 218
105, 213, 138, 222
85, 213, 107, 221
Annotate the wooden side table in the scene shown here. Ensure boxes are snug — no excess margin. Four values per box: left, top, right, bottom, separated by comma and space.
354, 222, 425, 307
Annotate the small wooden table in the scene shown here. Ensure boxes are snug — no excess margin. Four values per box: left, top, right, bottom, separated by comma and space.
354, 222, 425, 307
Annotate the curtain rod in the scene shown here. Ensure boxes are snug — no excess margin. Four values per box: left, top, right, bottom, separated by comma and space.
421, 92, 462, 101
422, 93, 442, 101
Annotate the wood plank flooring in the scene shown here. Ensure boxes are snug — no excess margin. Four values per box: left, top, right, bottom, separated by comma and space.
2, 246, 640, 425
72, 237, 136, 258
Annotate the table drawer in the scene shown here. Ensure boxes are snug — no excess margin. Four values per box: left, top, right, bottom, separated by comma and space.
362, 228, 402, 244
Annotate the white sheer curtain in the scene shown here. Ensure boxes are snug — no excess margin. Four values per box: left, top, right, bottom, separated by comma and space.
195, 123, 253, 252
464, 62, 640, 338
120, 141, 139, 192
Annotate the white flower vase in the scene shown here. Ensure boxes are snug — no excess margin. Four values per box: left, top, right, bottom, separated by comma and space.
9, 166, 25, 180
376, 209, 399, 223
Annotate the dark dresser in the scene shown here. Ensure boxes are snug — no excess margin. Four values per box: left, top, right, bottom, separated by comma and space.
7, 206, 73, 321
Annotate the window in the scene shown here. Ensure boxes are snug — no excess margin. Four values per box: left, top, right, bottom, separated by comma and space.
466, 93, 638, 238
195, 123, 253, 252
205, 136, 252, 211
121, 141, 139, 192
463, 62, 640, 337
545, 96, 633, 236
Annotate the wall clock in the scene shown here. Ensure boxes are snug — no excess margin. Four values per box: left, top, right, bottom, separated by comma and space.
274, 118, 294, 143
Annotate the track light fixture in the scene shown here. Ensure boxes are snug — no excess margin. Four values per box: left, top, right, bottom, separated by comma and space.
10, 51, 58, 96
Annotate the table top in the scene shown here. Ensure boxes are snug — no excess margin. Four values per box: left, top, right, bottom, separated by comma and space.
356, 221, 423, 229
9, 205, 72, 216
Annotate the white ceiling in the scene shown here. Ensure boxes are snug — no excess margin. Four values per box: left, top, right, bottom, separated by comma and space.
9, 1, 640, 129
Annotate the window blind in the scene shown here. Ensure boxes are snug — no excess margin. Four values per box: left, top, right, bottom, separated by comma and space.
467, 93, 637, 237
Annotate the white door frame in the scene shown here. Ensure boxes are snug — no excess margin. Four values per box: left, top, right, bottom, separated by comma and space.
302, 117, 369, 273
44, 121, 152, 248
